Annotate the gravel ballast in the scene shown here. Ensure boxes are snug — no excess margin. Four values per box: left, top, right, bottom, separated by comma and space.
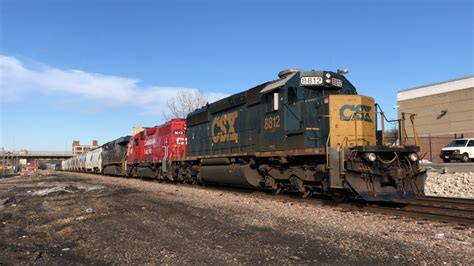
425, 171, 474, 199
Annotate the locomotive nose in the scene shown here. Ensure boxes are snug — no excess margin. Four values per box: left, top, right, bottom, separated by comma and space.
344, 150, 427, 202
388, 167, 405, 183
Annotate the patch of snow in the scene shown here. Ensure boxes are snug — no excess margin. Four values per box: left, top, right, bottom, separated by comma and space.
30, 187, 74, 196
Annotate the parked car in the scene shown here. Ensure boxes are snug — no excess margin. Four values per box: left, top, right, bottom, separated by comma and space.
440, 138, 474, 163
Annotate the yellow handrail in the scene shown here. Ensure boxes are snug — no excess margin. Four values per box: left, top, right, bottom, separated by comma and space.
326, 128, 331, 169
409, 114, 419, 147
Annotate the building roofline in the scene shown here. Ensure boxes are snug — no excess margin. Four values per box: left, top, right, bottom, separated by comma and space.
397, 75, 474, 101
398, 75, 474, 93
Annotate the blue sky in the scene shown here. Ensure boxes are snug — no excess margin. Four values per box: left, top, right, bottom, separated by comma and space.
1, 0, 473, 151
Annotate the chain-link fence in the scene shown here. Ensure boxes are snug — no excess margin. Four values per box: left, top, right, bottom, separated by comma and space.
404, 134, 472, 162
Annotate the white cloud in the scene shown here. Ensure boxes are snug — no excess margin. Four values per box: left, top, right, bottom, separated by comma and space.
0, 55, 227, 114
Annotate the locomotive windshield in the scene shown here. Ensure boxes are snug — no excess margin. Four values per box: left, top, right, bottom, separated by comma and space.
302, 85, 356, 100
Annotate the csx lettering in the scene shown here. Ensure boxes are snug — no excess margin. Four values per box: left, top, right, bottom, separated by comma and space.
211, 111, 239, 143
339, 105, 372, 122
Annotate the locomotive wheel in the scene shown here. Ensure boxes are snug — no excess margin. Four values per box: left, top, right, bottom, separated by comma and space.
271, 187, 282, 195
299, 188, 313, 198
330, 193, 347, 203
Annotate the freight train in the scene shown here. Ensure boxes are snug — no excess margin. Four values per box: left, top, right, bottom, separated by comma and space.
62, 69, 426, 202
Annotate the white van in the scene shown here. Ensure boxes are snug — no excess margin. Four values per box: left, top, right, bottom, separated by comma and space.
440, 138, 474, 163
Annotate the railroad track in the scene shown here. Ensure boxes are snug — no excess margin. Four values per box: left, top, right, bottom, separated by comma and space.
414, 196, 474, 208
278, 195, 474, 226
381, 196, 474, 225
339, 195, 473, 226
61, 171, 474, 226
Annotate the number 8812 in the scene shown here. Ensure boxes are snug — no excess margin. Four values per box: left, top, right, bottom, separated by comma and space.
264, 115, 280, 130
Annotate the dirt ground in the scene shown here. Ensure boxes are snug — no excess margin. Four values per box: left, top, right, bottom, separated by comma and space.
0, 172, 472, 264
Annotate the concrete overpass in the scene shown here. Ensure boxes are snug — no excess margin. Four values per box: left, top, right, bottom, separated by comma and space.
1, 150, 75, 173
1, 150, 74, 160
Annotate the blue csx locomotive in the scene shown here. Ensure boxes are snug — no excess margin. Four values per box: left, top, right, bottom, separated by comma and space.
185, 69, 426, 201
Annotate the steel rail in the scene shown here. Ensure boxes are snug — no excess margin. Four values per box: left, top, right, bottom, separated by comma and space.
362, 204, 474, 226
414, 196, 474, 208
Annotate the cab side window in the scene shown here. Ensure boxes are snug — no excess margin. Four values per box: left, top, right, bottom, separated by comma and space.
467, 140, 474, 147
266, 94, 273, 112
266, 92, 279, 113
288, 86, 297, 104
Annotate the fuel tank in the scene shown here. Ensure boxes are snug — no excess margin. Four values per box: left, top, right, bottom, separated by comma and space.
200, 162, 263, 187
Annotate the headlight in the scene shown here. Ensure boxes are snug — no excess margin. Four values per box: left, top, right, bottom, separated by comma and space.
325, 73, 331, 78
325, 78, 332, 83
363, 153, 377, 162
408, 153, 419, 162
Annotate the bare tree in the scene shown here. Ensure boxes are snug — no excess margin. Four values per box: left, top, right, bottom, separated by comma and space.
164, 89, 208, 120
